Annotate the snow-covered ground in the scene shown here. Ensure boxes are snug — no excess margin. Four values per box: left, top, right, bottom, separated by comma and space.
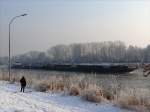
0, 81, 133, 112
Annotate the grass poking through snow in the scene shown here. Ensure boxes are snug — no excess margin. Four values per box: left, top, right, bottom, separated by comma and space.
0, 69, 149, 112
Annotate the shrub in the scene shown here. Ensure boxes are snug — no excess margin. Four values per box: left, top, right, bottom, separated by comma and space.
117, 95, 150, 111
56, 82, 65, 91
82, 89, 102, 103
78, 81, 89, 90
101, 89, 114, 100
69, 86, 80, 96
34, 83, 49, 92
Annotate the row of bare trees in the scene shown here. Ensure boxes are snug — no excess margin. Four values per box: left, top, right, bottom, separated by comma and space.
0, 41, 150, 66
47, 41, 150, 63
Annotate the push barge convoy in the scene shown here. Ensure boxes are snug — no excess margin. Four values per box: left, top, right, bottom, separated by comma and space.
11, 63, 137, 74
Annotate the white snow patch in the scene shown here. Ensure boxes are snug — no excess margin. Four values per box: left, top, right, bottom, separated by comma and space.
0, 81, 134, 112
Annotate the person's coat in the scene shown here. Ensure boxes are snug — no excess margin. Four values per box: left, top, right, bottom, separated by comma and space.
20, 77, 26, 87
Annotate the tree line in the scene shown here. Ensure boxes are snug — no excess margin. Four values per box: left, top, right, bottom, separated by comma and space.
0, 41, 150, 66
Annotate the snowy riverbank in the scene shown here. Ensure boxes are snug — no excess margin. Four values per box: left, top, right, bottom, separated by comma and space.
0, 81, 133, 112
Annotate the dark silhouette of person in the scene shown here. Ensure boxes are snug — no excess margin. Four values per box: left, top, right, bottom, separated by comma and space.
20, 76, 26, 92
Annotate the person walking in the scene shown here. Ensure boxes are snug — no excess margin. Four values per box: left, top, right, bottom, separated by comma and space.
20, 76, 26, 92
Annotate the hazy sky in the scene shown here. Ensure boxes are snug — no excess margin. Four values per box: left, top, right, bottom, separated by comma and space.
0, 0, 150, 56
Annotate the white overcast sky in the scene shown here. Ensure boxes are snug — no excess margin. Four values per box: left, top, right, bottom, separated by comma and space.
0, 0, 150, 56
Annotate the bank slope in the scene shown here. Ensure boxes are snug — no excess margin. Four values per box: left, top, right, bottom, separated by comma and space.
0, 81, 133, 112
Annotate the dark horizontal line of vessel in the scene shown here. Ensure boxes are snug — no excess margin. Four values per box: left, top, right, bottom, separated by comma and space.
11, 63, 137, 74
